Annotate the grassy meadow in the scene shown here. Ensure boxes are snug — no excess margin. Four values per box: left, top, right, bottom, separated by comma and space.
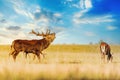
0, 44, 120, 79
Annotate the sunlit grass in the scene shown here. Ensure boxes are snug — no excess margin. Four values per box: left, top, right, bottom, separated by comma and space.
0, 44, 120, 79
1, 44, 120, 53
0, 62, 120, 80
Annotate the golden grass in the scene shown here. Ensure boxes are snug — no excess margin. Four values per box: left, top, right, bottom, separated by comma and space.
0, 63, 120, 80
0, 44, 120, 79
1, 44, 120, 53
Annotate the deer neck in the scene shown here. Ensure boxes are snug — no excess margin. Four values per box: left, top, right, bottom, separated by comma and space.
42, 38, 51, 49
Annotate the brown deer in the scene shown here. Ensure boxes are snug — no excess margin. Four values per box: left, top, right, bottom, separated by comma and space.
100, 42, 113, 63
9, 29, 56, 62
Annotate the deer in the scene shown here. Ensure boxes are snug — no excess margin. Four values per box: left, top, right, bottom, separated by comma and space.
100, 42, 113, 63
9, 29, 56, 62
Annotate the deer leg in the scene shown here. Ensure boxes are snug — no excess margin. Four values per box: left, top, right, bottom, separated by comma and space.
40, 52, 45, 58
107, 54, 113, 63
36, 52, 40, 63
101, 53, 105, 63
111, 55, 113, 63
33, 54, 36, 60
107, 56, 110, 63
12, 51, 19, 62
23, 52, 28, 63
107, 55, 110, 63
9, 51, 15, 56
25, 53, 27, 59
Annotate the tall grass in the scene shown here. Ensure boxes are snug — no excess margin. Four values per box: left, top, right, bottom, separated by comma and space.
0, 44, 120, 79
0, 63, 120, 80
1, 44, 120, 53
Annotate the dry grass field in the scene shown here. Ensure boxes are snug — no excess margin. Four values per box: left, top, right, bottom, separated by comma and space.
0, 44, 120, 79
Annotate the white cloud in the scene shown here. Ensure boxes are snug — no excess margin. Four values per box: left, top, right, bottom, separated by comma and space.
85, 0, 92, 8
63, 0, 92, 9
73, 0, 114, 25
11, 0, 34, 20
73, 9, 88, 18
73, 13, 114, 24
22, 23, 37, 30
35, 6, 41, 13
107, 26, 117, 31
35, 15, 49, 27
80, 0, 85, 9
73, 0, 113, 25
80, 0, 92, 9
0, 31, 32, 44
54, 13, 62, 17
72, 4, 79, 8
10, 0, 50, 29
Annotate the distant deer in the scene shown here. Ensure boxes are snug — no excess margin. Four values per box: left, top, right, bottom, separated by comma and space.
100, 42, 113, 63
9, 29, 56, 62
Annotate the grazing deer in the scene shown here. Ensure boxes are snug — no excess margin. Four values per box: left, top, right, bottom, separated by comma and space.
100, 42, 113, 63
9, 29, 56, 62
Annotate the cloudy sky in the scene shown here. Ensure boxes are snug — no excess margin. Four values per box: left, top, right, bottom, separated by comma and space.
0, 0, 120, 44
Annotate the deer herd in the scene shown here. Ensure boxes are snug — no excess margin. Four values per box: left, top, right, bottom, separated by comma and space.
9, 29, 113, 63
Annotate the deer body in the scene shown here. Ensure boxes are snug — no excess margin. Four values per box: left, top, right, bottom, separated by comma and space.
100, 42, 113, 63
9, 30, 55, 62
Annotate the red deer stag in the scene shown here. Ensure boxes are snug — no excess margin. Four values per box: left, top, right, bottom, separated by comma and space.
9, 29, 56, 62
100, 42, 113, 63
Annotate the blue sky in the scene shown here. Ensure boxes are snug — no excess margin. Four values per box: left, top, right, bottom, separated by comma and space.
0, 0, 120, 44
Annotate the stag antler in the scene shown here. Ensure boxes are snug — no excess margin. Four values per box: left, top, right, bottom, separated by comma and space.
29, 29, 51, 36
46, 29, 50, 35
29, 29, 44, 36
